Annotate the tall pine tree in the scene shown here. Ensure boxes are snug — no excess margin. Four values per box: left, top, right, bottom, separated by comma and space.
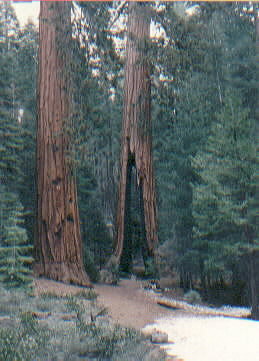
192, 92, 257, 298
0, 1, 33, 288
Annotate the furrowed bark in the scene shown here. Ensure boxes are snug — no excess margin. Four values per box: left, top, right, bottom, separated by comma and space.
115, 2, 158, 266
35, 1, 91, 287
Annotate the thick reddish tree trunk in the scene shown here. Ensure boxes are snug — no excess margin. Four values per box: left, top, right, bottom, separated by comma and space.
114, 2, 158, 268
35, 1, 91, 287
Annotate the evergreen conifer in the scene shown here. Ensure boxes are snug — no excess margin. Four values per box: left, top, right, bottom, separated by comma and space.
192, 92, 257, 288
0, 185, 33, 288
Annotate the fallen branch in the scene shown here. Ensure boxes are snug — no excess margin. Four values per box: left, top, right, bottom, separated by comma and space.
156, 296, 251, 319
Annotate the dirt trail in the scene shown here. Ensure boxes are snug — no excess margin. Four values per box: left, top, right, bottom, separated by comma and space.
34, 278, 183, 361
95, 279, 176, 329
34, 277, 177, 329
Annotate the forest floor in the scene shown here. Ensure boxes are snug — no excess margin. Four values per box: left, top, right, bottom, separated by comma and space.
34, 277, 181, 329
1, 279, 167, 361
34, 278, 259, 361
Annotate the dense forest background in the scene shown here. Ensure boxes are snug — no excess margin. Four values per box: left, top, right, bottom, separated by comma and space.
0, 1, 258, 314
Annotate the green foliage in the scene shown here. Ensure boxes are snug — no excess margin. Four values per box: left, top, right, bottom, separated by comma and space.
15, 22, 38, 241
184, 289, 202, 305
83, 245, 100, 282
192, 92, 257, 284
0, 2, 35, 289
143, 257, 159, 279
0, 3, 22, 190
0, 285, 166, 361
153, 3, 222, 286
71, 5, 122, 272
75, 289, 98, 301
152, 3, 256, 293
0, 311, 50, 361
0, 185, 33, 288
100, 255, 120, 285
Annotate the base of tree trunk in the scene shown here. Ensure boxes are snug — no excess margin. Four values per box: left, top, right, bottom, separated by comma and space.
34, 262, 92, 288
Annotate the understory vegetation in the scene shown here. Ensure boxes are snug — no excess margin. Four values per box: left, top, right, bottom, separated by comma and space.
0, 283, 166, 361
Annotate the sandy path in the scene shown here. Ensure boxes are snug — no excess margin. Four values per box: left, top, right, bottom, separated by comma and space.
34, 277, 177, 330
95, 278, 176, 329
34, 278, 182, 360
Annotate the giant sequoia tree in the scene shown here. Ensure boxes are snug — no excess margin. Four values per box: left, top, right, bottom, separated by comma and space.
35, 1, 91, 286
114, 2, 158, 271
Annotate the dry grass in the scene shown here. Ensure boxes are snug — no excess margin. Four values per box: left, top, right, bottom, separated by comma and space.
0, 280, 166, 361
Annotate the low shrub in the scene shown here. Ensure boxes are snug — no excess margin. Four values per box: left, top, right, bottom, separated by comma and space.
0, 312, 51, 361
100, 256, 120, 285
184, 289, 202, 304
0, 283, 166, 361
144, 258, 158, 279
76, 289, 98, 300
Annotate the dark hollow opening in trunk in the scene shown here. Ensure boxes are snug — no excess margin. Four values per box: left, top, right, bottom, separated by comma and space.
120, 154, 149, 275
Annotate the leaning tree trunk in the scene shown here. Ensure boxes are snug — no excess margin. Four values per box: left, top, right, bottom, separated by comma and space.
34, 1, 91, 287
114, 2, 158, 268
250, 5, 259, 320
